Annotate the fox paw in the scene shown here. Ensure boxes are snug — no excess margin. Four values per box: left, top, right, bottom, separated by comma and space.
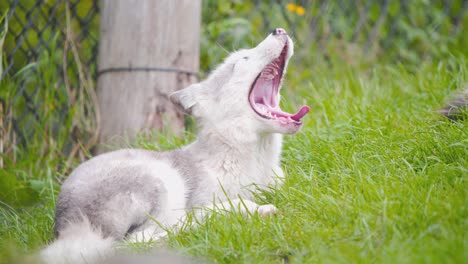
257, 204, 278, 216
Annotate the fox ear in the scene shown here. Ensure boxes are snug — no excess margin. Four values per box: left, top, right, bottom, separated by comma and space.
169, 84, 201, 115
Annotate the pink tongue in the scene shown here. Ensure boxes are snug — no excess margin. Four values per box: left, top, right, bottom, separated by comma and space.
291, 105, 310, 121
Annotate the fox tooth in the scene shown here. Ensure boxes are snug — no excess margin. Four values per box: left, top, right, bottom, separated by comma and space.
256, 104, 265, 112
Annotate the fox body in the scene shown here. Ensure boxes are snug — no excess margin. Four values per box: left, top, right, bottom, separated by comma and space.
41, 28, 309, 263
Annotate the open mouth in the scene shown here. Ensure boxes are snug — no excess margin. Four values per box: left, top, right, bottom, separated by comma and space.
249, 42, 310, 125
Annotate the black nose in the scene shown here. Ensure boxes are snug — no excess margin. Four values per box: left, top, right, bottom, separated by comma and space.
271, 28, 287, 35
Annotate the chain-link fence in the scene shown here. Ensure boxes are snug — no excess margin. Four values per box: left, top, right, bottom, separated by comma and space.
1, 0, 467, 161
1, 0, 99, 161
2, 0, 99, 79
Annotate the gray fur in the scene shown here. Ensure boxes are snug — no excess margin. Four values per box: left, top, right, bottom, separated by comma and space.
54, 149, 204, 239
165, 150, 206, 208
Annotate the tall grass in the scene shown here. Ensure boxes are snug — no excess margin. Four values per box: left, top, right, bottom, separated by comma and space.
165, 59, 467, 264
1, 55, 465, 264
0, 6, 98, 260
0, 1, 467, 263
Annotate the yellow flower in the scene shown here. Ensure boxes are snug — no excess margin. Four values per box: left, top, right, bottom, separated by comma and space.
295, 6, 305, 15
286, 3, 297, 12
286, 3, 305, 16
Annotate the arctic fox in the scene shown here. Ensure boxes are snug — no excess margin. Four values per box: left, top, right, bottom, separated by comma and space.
41, 28, 310, 263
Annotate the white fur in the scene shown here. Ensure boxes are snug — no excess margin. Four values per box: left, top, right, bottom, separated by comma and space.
127, 159, 187, 242
257, 204, 278, 216
139, 159, 187, 227
42, 31, 303, 263
40, 219, 113, 264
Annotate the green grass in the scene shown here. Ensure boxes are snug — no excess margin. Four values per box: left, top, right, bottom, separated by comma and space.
161, 60, 467, 263
1, 56, 466, 263
2, 1, 467, 263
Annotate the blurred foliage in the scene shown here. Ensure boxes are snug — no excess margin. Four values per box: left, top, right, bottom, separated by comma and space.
0, 40, 82, 207
200, 0, 468, 73
0, 0, 98, 75
0, 1, 98, 208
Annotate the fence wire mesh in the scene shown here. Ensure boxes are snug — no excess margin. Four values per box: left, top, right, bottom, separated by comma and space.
1, 0, 99, 162
1, 0, 466, 160
2, 0, 99, 79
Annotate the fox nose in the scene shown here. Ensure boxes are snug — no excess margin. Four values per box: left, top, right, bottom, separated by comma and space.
271, 28, 287, 36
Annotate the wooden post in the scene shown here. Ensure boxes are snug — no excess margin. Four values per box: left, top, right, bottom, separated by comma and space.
96, 0, 201, 153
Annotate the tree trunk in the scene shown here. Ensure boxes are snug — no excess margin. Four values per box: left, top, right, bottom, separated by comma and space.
96, 0, 200, 153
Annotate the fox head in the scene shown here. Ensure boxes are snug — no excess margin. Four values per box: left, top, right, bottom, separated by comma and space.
170, 28, 309, 138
